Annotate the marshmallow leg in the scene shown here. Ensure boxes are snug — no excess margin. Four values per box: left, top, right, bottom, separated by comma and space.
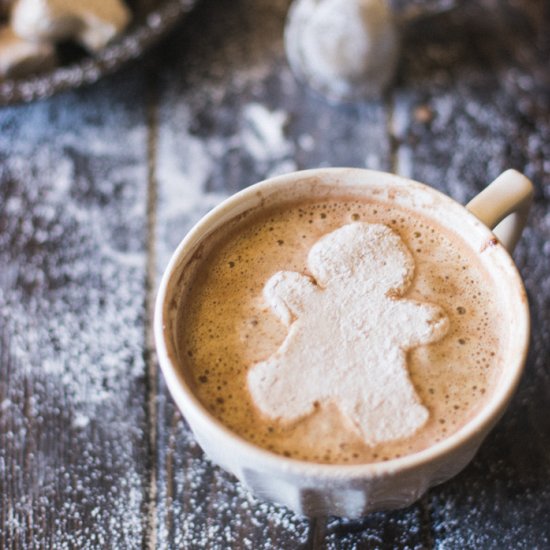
248, 354, 316, 422
342, 388, 429, 447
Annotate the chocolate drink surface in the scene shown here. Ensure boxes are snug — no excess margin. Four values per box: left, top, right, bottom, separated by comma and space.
176, 198, 504, 464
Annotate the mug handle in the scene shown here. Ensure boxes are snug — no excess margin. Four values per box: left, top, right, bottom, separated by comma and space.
466, 169, 534, 254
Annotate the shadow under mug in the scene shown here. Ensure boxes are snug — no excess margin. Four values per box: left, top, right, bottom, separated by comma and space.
155, 168, 532, 517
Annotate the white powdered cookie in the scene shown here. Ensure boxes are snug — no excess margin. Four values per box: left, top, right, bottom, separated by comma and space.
0, 26, 55, 78
12, 0, 130, 52
247, 222, 449, 446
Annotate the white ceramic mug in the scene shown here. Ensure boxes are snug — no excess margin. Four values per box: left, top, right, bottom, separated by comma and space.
154, 168, 532, 517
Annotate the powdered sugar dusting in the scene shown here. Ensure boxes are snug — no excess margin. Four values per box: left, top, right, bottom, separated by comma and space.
153, 415, 310, 548
155, 99, 296, 270
395, 4, 550, 547
0, 77, 149, 548
242, 103, 291, 164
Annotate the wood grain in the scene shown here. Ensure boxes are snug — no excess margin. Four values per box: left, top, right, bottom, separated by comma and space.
396, 3, 550, 547
0, 73, 151, 548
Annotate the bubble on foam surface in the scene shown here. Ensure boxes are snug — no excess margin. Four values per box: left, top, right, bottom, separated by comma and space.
177, 198, 504, 464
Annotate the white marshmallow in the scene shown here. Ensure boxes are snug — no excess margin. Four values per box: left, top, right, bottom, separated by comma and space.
248, 223, 449, 446
285, 0, 400, 101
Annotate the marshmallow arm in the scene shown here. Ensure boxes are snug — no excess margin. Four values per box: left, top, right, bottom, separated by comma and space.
392, 300, 449, 347
263, 271, 318, 326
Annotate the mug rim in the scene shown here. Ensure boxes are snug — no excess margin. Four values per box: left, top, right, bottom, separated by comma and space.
154, 167, 530, 480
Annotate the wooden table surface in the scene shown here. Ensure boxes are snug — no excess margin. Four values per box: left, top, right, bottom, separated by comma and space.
1, 1, 549, 548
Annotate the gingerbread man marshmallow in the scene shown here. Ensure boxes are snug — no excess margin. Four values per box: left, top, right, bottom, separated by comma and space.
247, 222, 449, 446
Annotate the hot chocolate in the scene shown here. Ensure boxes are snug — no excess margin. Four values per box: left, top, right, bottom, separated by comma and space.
176, 197, 504, 464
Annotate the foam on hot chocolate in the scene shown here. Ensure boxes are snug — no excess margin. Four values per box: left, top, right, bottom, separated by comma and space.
248, 223, 449, 446
177, 198, 504, 464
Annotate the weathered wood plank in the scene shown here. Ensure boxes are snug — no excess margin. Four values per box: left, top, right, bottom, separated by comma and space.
151, 1, 433, 548
152, 2, 312, 547
394, 3, 550, 547
0, 71, 151, 548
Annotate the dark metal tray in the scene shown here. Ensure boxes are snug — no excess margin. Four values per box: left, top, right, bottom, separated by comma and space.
0, 0, 198, 106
